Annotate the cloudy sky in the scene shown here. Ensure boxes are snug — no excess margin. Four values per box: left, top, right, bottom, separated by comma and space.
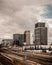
0, 0, 52, 43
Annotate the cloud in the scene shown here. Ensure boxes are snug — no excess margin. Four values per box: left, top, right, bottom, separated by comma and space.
41, 4, 52, 18
0, 0, 52, 42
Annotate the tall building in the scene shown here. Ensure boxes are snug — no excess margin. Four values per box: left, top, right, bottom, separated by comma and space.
35, 22, 47, 45
24, 31, 30, 45
13, 34, 24, 46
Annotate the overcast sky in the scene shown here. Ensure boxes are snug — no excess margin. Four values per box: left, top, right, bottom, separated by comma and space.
0, 0, 52, 43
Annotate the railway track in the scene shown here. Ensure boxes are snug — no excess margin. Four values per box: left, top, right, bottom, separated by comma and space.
0, 54, 14, 65
0, 48, 52, 65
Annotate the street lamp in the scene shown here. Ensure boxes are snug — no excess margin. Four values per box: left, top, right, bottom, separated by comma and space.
24, 42, 27, 61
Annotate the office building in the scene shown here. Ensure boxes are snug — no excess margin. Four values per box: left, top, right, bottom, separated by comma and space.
35, 22, 47, 45
24, 31, 30, 45
13, 34, 24, 46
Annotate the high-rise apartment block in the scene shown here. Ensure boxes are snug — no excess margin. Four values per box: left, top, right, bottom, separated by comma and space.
24, 31, 30, 45
35, 23, 47, 45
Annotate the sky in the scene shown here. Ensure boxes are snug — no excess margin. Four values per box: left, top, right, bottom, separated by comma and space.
0, 0, 52, 43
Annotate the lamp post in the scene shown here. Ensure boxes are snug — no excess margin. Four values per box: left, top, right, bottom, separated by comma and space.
24, 42, 27, 62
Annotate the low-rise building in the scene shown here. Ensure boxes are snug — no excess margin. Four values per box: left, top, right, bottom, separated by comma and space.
2, 39, 13, 46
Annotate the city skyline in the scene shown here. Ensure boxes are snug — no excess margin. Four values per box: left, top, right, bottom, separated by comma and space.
0, 1, 52, 65
0, 0, 52, 43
